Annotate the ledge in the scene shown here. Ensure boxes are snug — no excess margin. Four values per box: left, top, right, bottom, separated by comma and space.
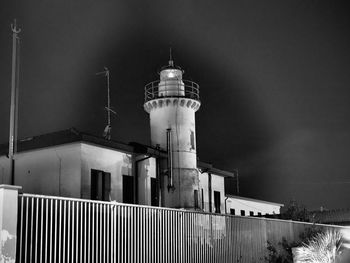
0, 184, 22, 191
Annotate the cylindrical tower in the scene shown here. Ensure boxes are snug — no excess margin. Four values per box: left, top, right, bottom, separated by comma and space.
144, 58, 201, 209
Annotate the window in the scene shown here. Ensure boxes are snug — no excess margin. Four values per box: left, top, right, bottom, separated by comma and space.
194, 190, 199, 208
91, 169, 111, 201
230, 209, 235, 215
190, 131, 195, 150
201, 189, 204, 210
151, 178, 158, 206
122, 175, 134, 204
258, 212, 262, 216
214, 191, 221, 213
249, 211, 254, 216
240, 210, 245, 216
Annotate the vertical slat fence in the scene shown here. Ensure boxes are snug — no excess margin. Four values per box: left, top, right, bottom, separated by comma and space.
16, 194, 346, 263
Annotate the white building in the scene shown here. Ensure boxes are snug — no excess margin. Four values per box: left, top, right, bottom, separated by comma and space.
0, 57, 282, 215
225, 195, 283, 216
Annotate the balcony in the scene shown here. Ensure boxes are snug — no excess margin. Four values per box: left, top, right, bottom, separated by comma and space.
144, 80, 200, 103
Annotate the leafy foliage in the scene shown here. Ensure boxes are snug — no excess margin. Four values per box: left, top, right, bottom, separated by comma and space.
265, 225, 324, 263
279, 200, 309, 222
294, 230, 343, 263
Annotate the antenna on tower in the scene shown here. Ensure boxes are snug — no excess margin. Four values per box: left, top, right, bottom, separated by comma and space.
9, 19, 21, 185
96, 67, 116, 140
168, 47, 174, 67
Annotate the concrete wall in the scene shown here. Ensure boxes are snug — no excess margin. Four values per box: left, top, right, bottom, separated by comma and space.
0, 143, 81, 197
226, 196, 282, 216
81, 143, 132, 202
199, 172, 225, 214
137, 156, 156, 206
0, 185, 21, 263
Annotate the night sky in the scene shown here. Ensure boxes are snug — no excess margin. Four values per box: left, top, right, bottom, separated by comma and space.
1, 1, 350, 210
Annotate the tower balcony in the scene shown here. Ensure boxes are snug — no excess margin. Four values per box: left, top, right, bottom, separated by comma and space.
144, 80, 200, 103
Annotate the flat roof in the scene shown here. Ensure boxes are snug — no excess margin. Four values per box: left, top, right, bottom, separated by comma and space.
0, 128, 233, 177
197, 160, 235, 178
226, 194, 284, 207
0, 128, 166, 158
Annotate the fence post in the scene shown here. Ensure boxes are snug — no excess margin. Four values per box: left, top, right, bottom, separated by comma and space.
0, 184, 22, 263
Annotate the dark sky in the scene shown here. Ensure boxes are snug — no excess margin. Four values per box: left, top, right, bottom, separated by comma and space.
1, 0, 350, 210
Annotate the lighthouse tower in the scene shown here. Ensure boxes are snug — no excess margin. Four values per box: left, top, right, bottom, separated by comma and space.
144, 55, 201, 209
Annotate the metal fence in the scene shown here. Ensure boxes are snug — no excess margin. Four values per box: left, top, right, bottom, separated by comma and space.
16, 193, 344, 263
144, 80, 200, 102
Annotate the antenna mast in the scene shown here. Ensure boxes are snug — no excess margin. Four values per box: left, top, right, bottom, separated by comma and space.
9, 19, 21, 185
96, 67, 116, 140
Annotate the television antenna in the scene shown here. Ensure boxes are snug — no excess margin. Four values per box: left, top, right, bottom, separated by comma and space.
96, 67, 116, 140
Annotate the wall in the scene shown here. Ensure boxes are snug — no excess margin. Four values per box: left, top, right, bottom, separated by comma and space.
81, 143, 132, 202
226, 196, 282, 216
137, 156, 156, 206
0, 143, 81, 197
199, 172, 225, 214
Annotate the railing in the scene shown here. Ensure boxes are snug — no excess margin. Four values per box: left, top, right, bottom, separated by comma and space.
16, 193, 347, 263
144, 80, 200, 103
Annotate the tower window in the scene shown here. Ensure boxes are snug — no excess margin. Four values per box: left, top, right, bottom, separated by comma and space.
194, 190, 199, 208
190, 131, 195, 150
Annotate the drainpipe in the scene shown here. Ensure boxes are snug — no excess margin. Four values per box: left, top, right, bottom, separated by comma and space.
166, 129, 173, 190
156, 157, 162, 207
225, 196, 229, 214
208, 173, 212, 213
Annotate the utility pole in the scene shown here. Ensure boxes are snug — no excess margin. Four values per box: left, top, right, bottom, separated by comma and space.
234, 169, 240, 195
96, 67, 116, 140
9, 19, 21, 185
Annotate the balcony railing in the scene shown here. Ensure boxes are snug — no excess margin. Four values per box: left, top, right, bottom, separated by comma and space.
144, 80, 200, 103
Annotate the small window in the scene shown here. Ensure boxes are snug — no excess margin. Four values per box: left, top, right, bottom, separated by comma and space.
123, 175, 134, 204
194, 190, 199, 208
151, 178, 158, 206
201, 189, 204, 210
214, 191, 221, 213
240, 210, 245, 216
190, 131, 195, 150
230, 209, 235, 215
258, 212, 262, 216
249, 211, 254, 216
91, 169, 111, 201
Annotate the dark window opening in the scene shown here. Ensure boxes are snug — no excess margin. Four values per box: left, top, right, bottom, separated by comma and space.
214, 191, 221, 213
258, 212, 262, 216
151, 178, 158, 206
230, 209, 235, 215
123, 175, 134, 204
240, 210, 245, 216
194, 190, 199, 208
201, 188, 204, 210
249, 211, 254, 216
190, 131, 195, 150
91, 169, 111, 201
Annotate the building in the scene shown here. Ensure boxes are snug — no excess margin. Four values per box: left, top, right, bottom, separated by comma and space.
225, 194, 283, 216
0, 57, 281, 216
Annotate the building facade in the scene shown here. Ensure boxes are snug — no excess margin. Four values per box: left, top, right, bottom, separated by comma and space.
225, 195, 283, 216
0, 59, 282, 216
